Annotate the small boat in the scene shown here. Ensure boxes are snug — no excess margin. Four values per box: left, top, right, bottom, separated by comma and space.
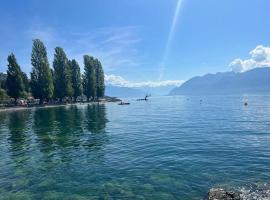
118, 101, 130, 105
137, 94, 151, 101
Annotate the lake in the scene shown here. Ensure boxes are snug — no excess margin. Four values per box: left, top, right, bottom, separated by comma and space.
0, 95, 270, 199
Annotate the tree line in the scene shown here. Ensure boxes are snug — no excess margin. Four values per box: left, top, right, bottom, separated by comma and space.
0, 39, 105, 104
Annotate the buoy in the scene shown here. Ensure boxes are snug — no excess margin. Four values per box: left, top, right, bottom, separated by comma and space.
244, 102, 248, 106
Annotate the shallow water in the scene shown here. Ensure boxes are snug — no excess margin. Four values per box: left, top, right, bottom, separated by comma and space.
0, 95, 270, 199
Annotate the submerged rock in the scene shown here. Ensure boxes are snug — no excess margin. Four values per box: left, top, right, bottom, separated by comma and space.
208, 183, 270, 200
239, 183, 270, 200
208, 188, 240, 200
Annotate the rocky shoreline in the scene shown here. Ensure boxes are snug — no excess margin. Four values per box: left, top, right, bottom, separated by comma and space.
208, 188, 240, 200
208, 183, 270, 200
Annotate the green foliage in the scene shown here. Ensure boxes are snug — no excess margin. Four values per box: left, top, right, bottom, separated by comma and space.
95, 59, 105, 98
50, 68, 54, 91
6, 53, 25, 101
53, 47, 73, 100
0, 88, 8, 100
65, 60, 74, 98
2, 39, 106, 104
30, 39, 54, 103
83, 55, 96, 100
70, 59, 82, 100
21, 72, 30, 93
0, 73, 7, 89
83, 56, 105, 100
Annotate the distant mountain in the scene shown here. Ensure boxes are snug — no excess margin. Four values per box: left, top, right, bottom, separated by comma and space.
138, 85, 177, 96
105, 85, 145, 98
170, 67, 270, 95
105, 85, 177, 98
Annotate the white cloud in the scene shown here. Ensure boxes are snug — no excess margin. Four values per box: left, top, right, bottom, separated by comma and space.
229, 45, 270, 72
250, 45, 270, 62
229, 58, 256, 73
105, 74, 184, 88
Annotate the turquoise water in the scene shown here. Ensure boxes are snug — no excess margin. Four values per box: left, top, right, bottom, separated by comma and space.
0, 95, 270, 199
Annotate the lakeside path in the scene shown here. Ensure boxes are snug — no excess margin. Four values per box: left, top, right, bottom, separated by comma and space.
0, 102, 116, 113
0, 96, 121, 113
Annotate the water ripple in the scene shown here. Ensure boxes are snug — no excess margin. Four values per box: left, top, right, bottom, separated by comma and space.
0, 96, 270, 199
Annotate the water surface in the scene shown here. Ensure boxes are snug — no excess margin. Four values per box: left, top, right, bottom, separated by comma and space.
0, 95, 270, 199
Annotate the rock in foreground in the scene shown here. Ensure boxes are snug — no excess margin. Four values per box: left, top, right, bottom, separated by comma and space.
208, 188, 240, 200
208, 183, 270, 199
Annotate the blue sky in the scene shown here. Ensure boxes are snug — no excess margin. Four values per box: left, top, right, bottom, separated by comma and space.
0, 0, 270, 87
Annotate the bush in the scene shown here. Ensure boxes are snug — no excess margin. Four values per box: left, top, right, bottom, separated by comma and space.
0, 89, 9, 100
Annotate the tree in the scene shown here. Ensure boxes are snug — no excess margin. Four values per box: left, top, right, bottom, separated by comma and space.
65, 59, 73, 98
70, 59, 82, 101
0, 73, 7, 89
83, 55, 96, 101
30, 39, 54, 104
95, 59, 105, 98
21, 72, 30, 93
0, 73, 8, 101
53, 47, 73, 101
0, 89, 8, 101
6, 53, 25, 103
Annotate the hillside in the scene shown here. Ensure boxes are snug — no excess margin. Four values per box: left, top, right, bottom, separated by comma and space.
170, 68, 270, 95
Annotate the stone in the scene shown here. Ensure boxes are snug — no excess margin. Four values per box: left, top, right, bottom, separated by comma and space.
208, 188, 240, 200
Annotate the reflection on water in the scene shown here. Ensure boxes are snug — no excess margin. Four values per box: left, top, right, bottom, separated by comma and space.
85, 104, 108, 134
7, 110, 31, 167
32, 104, 108, 151
0, 103, 109, 199
84, 104, 109, 151
8, 110, 31, 155
0, 112, 7, 126
0, 96, 270, 199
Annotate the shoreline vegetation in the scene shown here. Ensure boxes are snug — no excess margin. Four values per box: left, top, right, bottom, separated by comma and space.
0, 39, 107, 108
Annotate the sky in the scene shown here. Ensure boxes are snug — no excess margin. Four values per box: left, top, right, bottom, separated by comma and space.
0, 0, 270, 88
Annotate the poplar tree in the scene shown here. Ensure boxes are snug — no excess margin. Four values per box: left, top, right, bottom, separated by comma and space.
21, 72, 30, 93
30, 39, 54, 104
83, 55, 96, 101
0, 73, 7, 89
0, 73, 7, 100
70, 59, 82, 101
53, 47, 73, 101
0, 89, 7, 100
65, 58, 73, 98
6, 53, 25, 103
95, 59, 105, 98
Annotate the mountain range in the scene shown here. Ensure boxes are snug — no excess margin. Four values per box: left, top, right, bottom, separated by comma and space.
105, 85, 176, 98
170, 67, 270, 95
105, 85, 145, 98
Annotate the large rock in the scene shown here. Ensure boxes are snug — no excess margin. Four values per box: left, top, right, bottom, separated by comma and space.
208, 188, 240, 200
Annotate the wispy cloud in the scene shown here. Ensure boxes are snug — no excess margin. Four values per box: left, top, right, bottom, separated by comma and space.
25, 25, 142, 71
105, 74, 184, 88
25, 25, 184, 88
229, 45, 270, 72
26, 28, 55, 44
